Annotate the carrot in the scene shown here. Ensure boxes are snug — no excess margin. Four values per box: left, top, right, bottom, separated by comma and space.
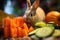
10, 19, 17, 28
10, 19, 17, 38
17, 23, 29, 37
4, 27, 10, 38
23, 23, 29, 33
16, 17, 25, 27
10, 28, 17, 38
17, 27, 23, 37
22, 29, 28, 37
17, 27, 28, 37
3, 16, 29, 38
13, 18, 20, 27
3, 17, 11, 38
28, 26, 34, 33
12, 17, 25, 27
3, 17, 11, 27
22, 23, 29, 37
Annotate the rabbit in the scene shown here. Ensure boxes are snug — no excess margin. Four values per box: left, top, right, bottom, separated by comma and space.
23, 0, 45, 26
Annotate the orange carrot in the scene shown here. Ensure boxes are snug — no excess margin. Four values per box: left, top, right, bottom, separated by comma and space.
22, 29, 28, 37
10, 19, 17, 38
10, 19, 17, 28
17, 17, 25, 27
3, 17, 11, 38
17, 27, 28, 37
3, 17, 11, 27
28, 26, 34, 33
4, 27, 10, 38
10, 28, 17, 38
23, 23, 28, 32
17, 23, 29, 37
22, 23, 29, 37
13, 18, 20, 27
3, 16, 29, 38
17, 27, 23, 37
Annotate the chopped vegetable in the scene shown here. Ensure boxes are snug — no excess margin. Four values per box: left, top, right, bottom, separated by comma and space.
4, 27, 10, 38
23, 23, 29, 33
29, 28, 39, 35
34, 21, 47, 28
28, 26, 34, 33
10, 28, 17, 38
16, 17, 25, 27
10, 19, 17, 28
17, 27, 23, 37
3, 16, 29, 38
17, 23, 29, 37
52, 29, 60, 37
35, 27, 54, 38
3, 17, 11, 38
30, 35, 39, 40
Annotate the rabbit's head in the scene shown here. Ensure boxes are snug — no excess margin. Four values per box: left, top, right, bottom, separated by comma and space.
23, 0, 40, 20
23, 0, 45, 26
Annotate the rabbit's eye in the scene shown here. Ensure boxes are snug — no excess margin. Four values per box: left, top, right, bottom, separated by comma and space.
31, 14, 33, 16
31, 11, 36, 16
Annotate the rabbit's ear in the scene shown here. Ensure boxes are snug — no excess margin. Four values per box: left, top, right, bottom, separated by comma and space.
32, 0, 40, 9
27, 0, 31, 8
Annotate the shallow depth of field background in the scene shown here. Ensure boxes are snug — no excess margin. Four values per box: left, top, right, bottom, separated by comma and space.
0, 0, 60, 16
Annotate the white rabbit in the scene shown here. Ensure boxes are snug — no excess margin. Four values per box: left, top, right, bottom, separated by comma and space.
23, 0, 45, 25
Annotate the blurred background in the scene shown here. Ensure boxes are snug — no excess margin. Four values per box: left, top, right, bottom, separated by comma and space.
0, 0, 60, 16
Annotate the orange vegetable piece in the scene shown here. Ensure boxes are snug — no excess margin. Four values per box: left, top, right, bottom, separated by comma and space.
16, 17, 25, 27
4, 27, 10, 38
3, 17, 11, 27
10, 19, 17, 38
10, 28, 17, 38
3, 17, 11, 38
23, 23, 29, 33
17, 23, 29, 37
17, 27, 23, 37
12, 18, 19, 27
22, 29, 28, 37
45, 11, 59, 24
17, 28, 28, 37
28, 26, 34, 33
3, 16, 29, 38
10, 19, 17, 28
22, 23, 29, 37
